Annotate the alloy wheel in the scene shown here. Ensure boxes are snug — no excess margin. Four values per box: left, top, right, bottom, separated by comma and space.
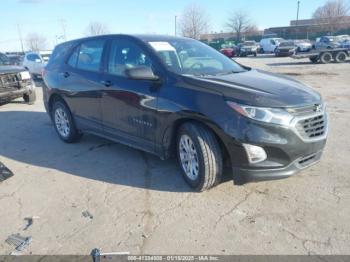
54, 107, 70, 138
179, 134, 199, 181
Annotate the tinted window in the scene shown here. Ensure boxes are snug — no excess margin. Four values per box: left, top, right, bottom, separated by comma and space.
108, 39, 152, 77
76, 39, 105, 72
68, 46, 79, 68
47, 42, 75, 68
27, 54, 40, 61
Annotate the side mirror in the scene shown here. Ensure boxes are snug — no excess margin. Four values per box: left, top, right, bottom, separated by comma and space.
125, 66, 159, 81
35, 58, 42, 63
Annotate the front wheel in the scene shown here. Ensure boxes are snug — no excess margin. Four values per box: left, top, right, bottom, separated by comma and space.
23, 90, 36, 105
177, 122, 223, 191
52, 100, 81, 143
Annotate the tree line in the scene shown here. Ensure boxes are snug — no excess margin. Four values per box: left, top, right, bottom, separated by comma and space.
25, 0, 350, 51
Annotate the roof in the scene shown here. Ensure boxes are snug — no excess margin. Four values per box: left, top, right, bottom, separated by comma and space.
58, 34, 191, 45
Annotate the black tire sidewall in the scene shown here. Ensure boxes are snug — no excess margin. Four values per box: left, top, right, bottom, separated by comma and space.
320, 52, 332, 63
335, 52, 347, 63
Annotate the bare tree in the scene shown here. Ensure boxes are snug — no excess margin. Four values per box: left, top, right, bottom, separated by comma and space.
26, 33, 47, 51
85, 21, 109, 36
180, 3, 209, 39
312, 0, 350, 33
226, 11, 256, 42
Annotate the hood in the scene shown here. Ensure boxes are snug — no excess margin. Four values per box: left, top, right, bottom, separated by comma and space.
0, 65, 26, 74
184, 69, 321, 108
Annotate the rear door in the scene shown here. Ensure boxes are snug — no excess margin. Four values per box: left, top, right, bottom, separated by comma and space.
100, 36, 161, 153
60, 38, 107, 133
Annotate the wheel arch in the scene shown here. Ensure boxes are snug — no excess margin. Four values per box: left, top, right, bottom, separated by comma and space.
165, 117, 232, 169
48, 93, 68, 114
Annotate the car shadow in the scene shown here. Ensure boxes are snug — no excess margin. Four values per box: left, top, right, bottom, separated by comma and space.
0, 111, 234, 192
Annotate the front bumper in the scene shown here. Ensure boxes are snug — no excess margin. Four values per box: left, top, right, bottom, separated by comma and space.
236, 150, 324, 182
220, 110, 328, 182
0, 82, 35, 102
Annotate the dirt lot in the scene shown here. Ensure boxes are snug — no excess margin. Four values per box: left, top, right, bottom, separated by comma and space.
0, 56, 349, 255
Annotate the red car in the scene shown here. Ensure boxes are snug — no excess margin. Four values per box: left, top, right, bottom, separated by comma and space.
220, 47, 236, 58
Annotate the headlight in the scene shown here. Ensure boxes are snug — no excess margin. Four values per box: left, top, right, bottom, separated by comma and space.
20, 71, 31, 80
226, 101, 294, 125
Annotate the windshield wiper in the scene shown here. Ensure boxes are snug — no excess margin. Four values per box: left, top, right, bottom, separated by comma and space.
214, 70, 244, 76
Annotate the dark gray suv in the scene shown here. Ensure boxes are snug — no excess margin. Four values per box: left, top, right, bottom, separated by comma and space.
43, 35, 328, 191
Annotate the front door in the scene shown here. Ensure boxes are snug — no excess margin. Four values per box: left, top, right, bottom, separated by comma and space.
101, 37, 160, 153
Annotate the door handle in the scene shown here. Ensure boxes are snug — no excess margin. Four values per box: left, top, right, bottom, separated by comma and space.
101, 80, 112, 87
63, 72, 70, 78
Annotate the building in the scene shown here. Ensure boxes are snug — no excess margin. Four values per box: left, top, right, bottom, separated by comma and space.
200, 30, 263, 42
264, 16, 350, 39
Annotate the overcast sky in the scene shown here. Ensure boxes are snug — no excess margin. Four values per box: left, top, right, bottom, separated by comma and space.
0, 0, 329, 52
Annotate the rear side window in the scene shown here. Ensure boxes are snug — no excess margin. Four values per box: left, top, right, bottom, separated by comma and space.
68, 47, 79, 68
76, 39, 105, 72
47, 42, 75, 68
27, 54, 40, 61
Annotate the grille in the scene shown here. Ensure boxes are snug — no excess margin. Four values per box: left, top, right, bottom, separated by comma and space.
0, 73, 20, 90
296, 114, 326, 140
287, 104, 323, 116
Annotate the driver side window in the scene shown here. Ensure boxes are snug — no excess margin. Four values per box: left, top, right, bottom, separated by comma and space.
108, 39, 152, 77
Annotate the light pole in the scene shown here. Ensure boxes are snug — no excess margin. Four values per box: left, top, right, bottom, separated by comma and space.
175, 15, 177, 36
296, 0, 300, 39
16, 24, 24, 53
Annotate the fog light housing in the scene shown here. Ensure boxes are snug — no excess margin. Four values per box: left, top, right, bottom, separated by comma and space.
243, 144, 267, 164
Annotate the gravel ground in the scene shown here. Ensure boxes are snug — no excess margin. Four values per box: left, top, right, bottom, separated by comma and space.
0, 56, 349, 255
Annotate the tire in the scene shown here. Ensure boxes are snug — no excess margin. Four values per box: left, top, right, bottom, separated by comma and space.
320, 52, 332, 64
51, 100, 81, 143
309, 56, 319, 63
177, 122, 223, 191
23, 90, 36, 105
334, 51, 347, 63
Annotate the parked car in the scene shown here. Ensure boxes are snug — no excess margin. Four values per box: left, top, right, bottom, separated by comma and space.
6, 54, 24, 66
43, 35, 328, 191
22, 50, 52, 78
341, 40, 350, 49
315, 36, 342, 50
336, 35, 350, 43
237, 41, 258, 57
275, 40, 295, 57
220, 46, 237, 58
259, 38, 284, 53
294, 40, 312, 52
0, 52, 36, 104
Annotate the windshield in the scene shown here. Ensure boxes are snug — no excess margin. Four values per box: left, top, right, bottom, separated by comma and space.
279, 41, 294, 47
148, 39, 246, 76
0, 53, 10, 65
243, 42, 256, 46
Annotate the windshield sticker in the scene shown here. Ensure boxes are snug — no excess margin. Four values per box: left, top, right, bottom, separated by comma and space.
149, 42, 176, 52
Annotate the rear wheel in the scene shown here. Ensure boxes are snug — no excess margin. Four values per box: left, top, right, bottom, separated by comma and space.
334, 51, 347, 63
23, 90, 36, 105
52, 100, 81, 143
320, 52, 332, 64
177, 122, 223, 191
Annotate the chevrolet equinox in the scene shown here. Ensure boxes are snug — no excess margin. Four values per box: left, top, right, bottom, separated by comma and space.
43, 35, 328, 191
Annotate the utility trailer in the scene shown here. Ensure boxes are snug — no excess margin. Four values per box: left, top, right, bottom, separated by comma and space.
291, 48, 349, 64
